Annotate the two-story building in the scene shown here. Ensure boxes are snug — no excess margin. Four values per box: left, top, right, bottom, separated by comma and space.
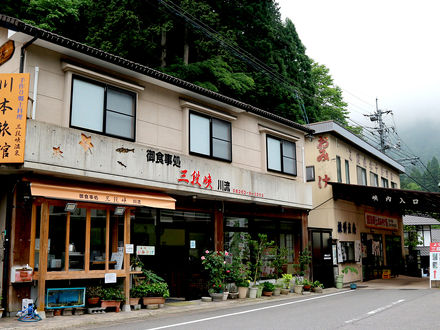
0, 16, 313, 313
305, 121, 406, 287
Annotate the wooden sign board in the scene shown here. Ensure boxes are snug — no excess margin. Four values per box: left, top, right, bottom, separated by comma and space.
0, 73, 30, 163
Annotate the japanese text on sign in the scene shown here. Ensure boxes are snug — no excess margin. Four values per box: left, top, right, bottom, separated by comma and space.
0, 73, 29, 163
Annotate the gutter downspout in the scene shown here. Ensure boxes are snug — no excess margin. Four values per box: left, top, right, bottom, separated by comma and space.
19, 36, 37, 73
31, 66, 39, 119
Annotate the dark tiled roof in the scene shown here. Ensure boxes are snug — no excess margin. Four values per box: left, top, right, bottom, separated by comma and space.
0, 15, 313, 135
403, 215, 440, 226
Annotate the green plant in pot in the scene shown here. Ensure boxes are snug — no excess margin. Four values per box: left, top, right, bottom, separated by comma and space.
312, 280, 324, 293
302, 279, 312, 291
101, 287, 125, 301
136, 280, 170, 306
131, 255, 144, 271
86, 285, 103, 305
262, 281, 275, 296
281, 274, 293, 294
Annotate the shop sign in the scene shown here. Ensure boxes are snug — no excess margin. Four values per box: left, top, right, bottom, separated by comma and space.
365, 213, 398, 230
0, 41, 14, 66
430, 243, 440, 287
105, 273, 117, 283
137, 245, 155, 256
0, 73, 30, 163
317, 136, 329, 162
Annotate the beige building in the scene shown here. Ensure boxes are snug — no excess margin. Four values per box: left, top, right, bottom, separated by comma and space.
0, 16, 313, 313
305, 121, 406, 287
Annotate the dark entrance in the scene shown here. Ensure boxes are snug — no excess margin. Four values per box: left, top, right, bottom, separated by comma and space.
385, 235, 403, 276
310, 229, 334, 288
131, 208, 213, 300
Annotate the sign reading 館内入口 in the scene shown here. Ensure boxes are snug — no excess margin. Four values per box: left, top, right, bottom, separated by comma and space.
365, 213, 398, 230
0, 73, 30, 163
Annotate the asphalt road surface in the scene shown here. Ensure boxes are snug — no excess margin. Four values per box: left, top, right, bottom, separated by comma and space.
88, 289, 440, 330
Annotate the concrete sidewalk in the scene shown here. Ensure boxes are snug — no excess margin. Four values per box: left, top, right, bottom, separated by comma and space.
0, 276, 431, 329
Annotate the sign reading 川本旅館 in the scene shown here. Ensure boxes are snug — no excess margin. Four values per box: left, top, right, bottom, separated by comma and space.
0, 73, 30, 163
365, 213, 398, 230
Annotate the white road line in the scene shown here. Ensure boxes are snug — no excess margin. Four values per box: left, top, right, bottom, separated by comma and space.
145, 291, 354, 330
345, 299, 405, 324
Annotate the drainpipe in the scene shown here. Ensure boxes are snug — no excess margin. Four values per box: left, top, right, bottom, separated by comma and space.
31, 66, 39, 119
302, 146, 306, 183
19, 37, 37, 73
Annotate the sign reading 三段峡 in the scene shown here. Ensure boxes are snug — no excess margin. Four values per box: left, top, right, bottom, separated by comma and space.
0, 73, 30, 163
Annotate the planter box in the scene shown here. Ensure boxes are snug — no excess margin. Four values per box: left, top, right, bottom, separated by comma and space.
129, 297, 140, 305
101, 300, 122, 312
280, 288, 290, 295
143, 297, 165, 306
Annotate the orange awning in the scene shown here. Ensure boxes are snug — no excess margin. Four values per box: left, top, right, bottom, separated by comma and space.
30, 181, 175, 210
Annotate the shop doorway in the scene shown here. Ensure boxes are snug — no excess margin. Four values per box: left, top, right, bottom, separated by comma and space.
131, 209, 213, 300
385, 235, 403, 276
310, 229, 334, 288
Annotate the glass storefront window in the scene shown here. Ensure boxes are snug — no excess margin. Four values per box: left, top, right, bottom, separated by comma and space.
47, 206, 67, 271
34, 206, 41, 271
225, 217, 248, 229
69, 208, 86, 271
90, 209, 107, 270
109, 214, 125, 270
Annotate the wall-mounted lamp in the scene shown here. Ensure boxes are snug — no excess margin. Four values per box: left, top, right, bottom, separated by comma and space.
64, 202, 77, 212
114, 206, 125, 216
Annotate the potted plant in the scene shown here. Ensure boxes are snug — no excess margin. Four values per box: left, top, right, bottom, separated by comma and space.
262, 281, 275, 296
139, 281, 170, 306
101, 287, 125, 312
294, 277, 303, 294
235, 278, 250, 299
86, 285, 103, 306
201, 250, 229, 301
302, 279, 312, 291
273, 283, 283, 296
341, 265, 359, 289
281, 274, 293, 294
271, 247, 288, 279
129, 285, 144, 305
130, 255, 144, 271
312, 280, 324, 293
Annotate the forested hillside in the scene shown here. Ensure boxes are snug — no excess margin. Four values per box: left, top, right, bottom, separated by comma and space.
3, 0, 350, 126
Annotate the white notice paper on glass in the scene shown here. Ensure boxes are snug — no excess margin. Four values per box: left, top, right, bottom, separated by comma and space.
125, 244, 134, 254
105, 273, 117, 283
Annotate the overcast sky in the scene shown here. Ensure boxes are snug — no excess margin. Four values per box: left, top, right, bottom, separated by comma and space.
277, 0, 440, 131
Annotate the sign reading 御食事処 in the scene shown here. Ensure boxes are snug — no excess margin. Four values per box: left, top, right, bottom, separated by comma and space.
0, 73, 30, 163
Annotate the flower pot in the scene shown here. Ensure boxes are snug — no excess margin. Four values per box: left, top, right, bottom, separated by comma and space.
222, 291, 229, 301
350, 283, 357, 290
312, 287, 323, 293
54, 309, 62, 316
143, 297, 165, 306
256, 286, 263, 298
303, 285, 312, 291
273, 288, 281, 296
135, 266, 142, 272
87, 297, 100, 305
294, 285, 303, 294
262, 291, 273, 296
129, 297, 140, 305
249, 287, 258, 299
238, 287, 248, 299
336, 275, 344, 289
280, 288, 290, 295
209, 292, 224, 302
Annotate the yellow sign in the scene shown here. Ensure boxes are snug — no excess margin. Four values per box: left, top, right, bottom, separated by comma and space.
0, 73, 29, 163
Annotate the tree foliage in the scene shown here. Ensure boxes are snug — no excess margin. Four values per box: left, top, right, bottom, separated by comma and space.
400, 157, 440, 192
4, 0, 350, 125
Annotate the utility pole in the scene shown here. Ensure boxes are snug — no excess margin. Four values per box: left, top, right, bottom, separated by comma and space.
365, 98, 393, 152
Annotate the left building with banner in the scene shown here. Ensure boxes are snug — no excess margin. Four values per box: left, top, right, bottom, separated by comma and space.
0, 16, 313, 314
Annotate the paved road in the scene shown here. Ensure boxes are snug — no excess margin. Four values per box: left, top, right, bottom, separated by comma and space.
88, 288, 440, 330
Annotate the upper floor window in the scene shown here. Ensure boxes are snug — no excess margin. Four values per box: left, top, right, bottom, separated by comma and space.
70, 76, 136, 140
391, 181, 397, 189
345, 160, 350, 184
357, 166, 367, 185
306, 166, 315, 182
381, 177, 389, 188
266, 136, 297, 176
336, 156, 342, 183
370, 172, 379, 187
189, 112, 231, 161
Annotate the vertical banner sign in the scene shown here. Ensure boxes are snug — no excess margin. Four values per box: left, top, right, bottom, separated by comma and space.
430, 242, 440, 288
0, 73, 30, 163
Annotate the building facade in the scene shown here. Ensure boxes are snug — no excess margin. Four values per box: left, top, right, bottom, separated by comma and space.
305, 121, 406, 287
0, 16, 313, 313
